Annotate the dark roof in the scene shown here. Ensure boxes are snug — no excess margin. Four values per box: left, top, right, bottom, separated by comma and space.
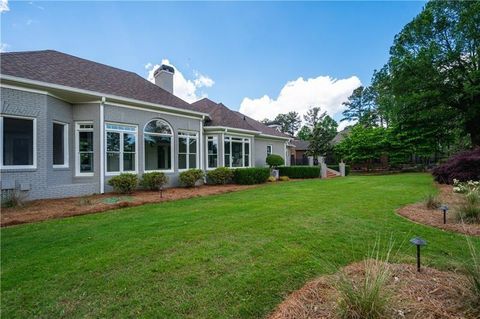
0, 50, 196, 111
192, 98, 290, 138
292, 139, 310, 150
332, 126, 352, 144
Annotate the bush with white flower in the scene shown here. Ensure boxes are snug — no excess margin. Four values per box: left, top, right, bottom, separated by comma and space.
453, 179, 480, 194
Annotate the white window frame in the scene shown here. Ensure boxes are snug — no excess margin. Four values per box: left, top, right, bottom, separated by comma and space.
105, 122, 138, 176
75, 121, 94, 177
0, 115, 37, 170
178, 131, 199, 171
266, 145, 273, 156
143, 119, 174, 173
206, 135, 218, 170
224, 136, 251, 168
52, 121, 69, 169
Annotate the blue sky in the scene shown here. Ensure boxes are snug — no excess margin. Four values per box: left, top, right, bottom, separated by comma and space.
1, 1, 425, 126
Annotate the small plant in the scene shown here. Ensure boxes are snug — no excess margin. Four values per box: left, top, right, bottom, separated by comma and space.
279, 176, 290, 182
267, 176, 276, 182
206, 167, 234, 185
141, 172, 168, 190
107, 173, 138, 194
1, 189, 27, 208
336, 242, 392, 319
456, 190, 480, 223
179, 169, 204, 187
453, 179, 480, 194
425, 194, 440, 209
266, 154, 284, 168
78, 196, 93, 206
465, 236, 480, 315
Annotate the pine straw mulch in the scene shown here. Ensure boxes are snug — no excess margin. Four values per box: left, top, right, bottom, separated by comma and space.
1, 184, 257, 227
269, 261, 475, 319
396, 184, 480, 236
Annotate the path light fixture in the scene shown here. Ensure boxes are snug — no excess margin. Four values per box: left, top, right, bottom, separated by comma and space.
439, 204, 449, 224
410, 236, 427, 272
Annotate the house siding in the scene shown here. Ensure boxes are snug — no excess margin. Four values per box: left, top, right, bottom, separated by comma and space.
254, 138, 287, 167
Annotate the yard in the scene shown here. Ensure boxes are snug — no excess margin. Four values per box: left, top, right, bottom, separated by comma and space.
1, 173, 478, 318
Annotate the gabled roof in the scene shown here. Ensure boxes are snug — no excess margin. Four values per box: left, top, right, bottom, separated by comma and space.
192, 98, 290, 138
292, 139, 310, 150
0, 50, 196, 111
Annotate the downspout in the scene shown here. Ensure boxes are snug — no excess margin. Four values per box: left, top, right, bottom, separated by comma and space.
100, 97, 106, 194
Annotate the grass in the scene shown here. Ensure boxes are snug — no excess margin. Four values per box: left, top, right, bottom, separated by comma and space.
1, 173, 479, 318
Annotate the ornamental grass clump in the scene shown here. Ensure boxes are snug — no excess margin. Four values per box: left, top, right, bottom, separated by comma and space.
425, 193, 440, 209
465, 236, 480, 315
336, 242, 393, 319
457, 190, 480, 223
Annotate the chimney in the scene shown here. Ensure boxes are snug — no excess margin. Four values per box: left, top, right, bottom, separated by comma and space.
154, 64, 175, 94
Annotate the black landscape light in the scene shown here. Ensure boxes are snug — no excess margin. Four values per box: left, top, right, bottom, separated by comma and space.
410, 236, 427, 272
439, 204, 449, 224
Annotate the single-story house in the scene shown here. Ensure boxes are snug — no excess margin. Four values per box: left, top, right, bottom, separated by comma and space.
0, 50, 293, 200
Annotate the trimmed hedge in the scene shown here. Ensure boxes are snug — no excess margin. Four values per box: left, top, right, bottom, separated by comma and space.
432, 148, 480, 184
327, 164, 351, 176
140, 172, 168, 190
179, 169, 205, 187
266, 154, 284, 168
108, 173, 138, 194
233, 167, 270, 185
206, 167, 234, 185
278, 166, 320, 179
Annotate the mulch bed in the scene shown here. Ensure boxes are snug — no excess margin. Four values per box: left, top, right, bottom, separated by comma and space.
269, 261, 475, 319
396, 184, 480, 236
1, 184, 257, 227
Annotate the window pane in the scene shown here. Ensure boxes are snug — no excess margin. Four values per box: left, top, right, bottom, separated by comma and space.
178, 154, 187, 169
244, 155, 249, 167
123, 133, 135, 152
224, 155, 230, 167
224, 141, 230, 155
106, 152, 120, 172
123, 153, 135, 171
179, 137, 187, 153
144, 119, 172, 134
3, 117, 34, 166
53, 123, 65, 165
189, 138, 197, 154
189, 154, 196, 168
208, 140, 217, 155
106, 132, 120, 152
232, 141, 243, 167
80, 152, 93, 172
208, 155, 217, 168
144, 135, 171, 170
245, 143, 250, 155
79, 131, 93, 152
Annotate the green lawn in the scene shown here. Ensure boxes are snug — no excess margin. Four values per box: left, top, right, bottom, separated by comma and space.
2, 174, 478, 318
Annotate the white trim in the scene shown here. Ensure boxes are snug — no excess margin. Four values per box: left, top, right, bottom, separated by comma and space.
257, 133, 290, 141
104, 121, 138, 176
106, 101, 205, 121
143, 118, 175, 173
0, 115, 37, 170
204, 126, 259, 135
200, 116, 204, 170
1, 75, 209, 118
223, 135, 251, 168
0, 83, 69, 103
100, 100, 105, 193
177, 131, 199, 171
52, 121, 69, 169
266, 144, 273, 157
206, 135, 219, 170
75, 121, 94, 177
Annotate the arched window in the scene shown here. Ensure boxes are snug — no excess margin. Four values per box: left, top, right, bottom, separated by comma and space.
144, 119, 173, 171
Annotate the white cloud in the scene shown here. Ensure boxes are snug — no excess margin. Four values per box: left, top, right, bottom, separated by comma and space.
337, 119, 356, 132
0, 43, 9, 52
145, 60, 214, 103
239, 75, 361, 130
1, 0, 9, 13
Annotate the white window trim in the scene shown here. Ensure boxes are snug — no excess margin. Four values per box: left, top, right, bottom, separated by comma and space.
206, 135, 219, 170
178, 131, 199, 172
224, 135, 251, 168
0, 115, 37, 170
105, 122, 138, 176
75, 121, 94, 177
52, 121, 69, 169
143, 119, 175, 173
267, 144, 273, 157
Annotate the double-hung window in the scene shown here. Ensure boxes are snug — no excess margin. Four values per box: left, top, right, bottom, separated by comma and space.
75, 122, 94, 176
178, 132, 198, 170
105, 123, 137, 174
207, 136, 218, 169
1, 116, 36, 169
224, 136, 250, 168
53, 122, 68, 168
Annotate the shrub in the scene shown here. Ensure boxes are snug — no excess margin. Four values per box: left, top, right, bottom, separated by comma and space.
328, 164, 351, 176
453, 179, 480, 194
206, 167, 234, 185
108, 173, 138, 194
278, 166, 320, 179
179, 169, 204, 187
425, 194, 440, 209
266, 154, 284, 168
267, 176, 276, 182
432, 148, 480, 184
233, 168, 270, 185
456, 190, 480, 223
279, 176, 290, 182
141, 172, 168, 190
1, 189, 27, 208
